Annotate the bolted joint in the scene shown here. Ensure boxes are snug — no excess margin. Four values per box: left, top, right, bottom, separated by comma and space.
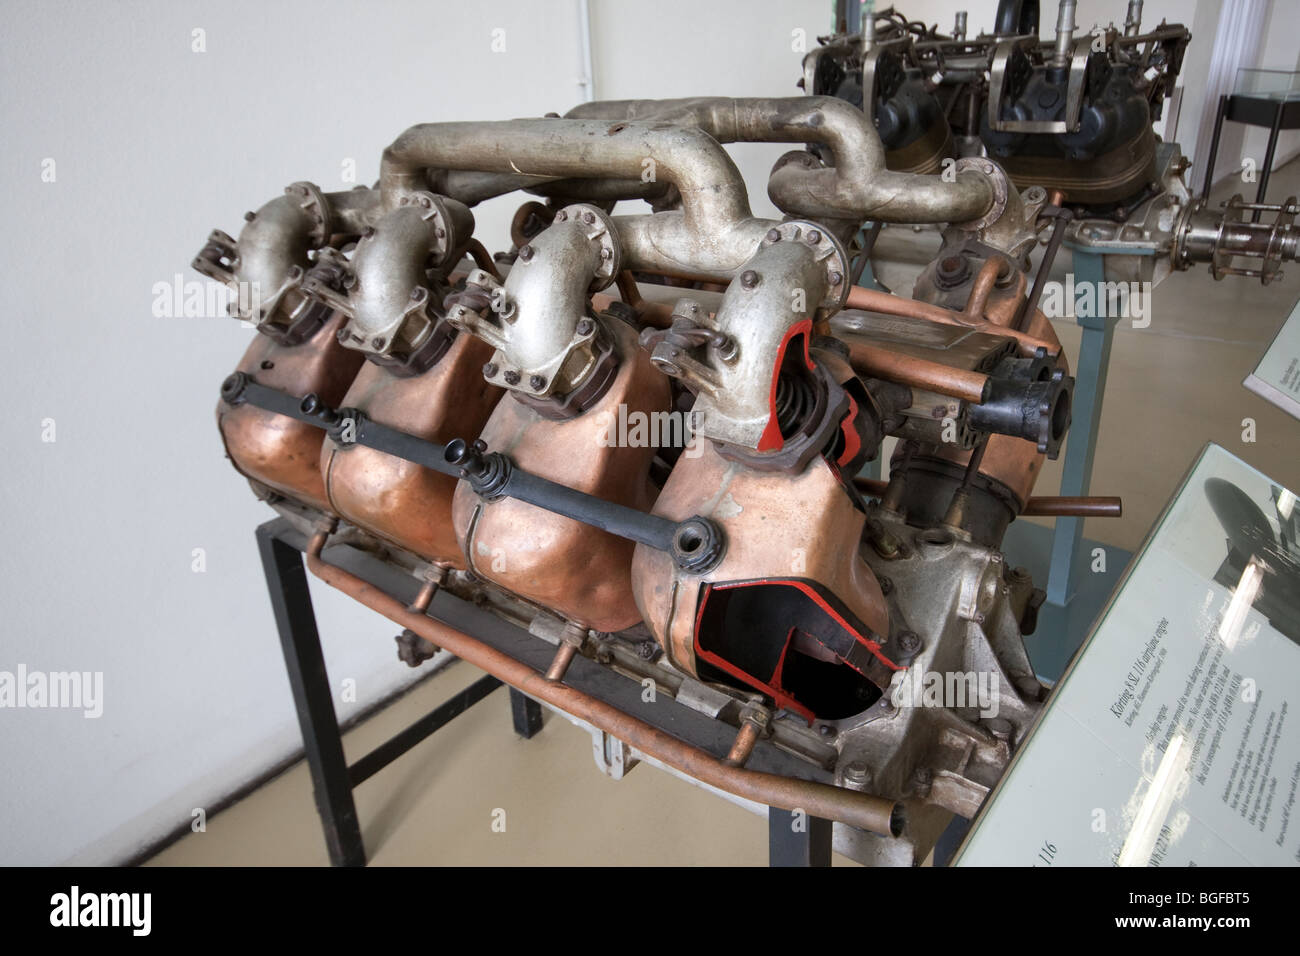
739, 700, 773, 736
444, 438, 513, 500
669, 516, 726, 573
560, 620, 588, 649
324, 406, 364, 445
299, 393, 341, 426
220, 372, 250, 405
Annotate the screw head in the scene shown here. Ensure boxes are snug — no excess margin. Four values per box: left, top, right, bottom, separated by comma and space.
371, 336, 386, 350
582, 210, 596, 225
740, 269, 759, 289
482, 362, 498, 378
806, 229, 821, 244
899, 631, 921, 654
529, 374, 546, 391
829, 271, 843, 286
766, 228, 782, 242
576, 318, 595, 336
503, 370, 521, 386
518, 244, 534, 262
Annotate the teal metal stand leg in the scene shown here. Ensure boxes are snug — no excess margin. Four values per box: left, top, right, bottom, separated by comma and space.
1045, 248, 1119, 605
999, 245, 1144, 680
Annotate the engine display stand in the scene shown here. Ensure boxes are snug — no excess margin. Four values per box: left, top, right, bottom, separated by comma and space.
1201, 93, 1300, 216
256, 518, 839, 866
1005, 243, 1135, 682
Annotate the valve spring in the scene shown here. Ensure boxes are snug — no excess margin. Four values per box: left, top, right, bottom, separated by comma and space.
774, 373, 817, 438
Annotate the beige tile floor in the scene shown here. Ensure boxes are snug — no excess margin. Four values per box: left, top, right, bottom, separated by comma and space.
148, 161, 1300, 867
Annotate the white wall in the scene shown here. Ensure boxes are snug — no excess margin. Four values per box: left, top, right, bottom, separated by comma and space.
0, 0, 595, 867
589, 0, 827, 222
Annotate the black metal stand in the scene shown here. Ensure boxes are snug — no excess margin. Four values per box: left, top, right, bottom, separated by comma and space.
256, 518, 840, 866
256, 522, 513, 866
1200, 93, 1300, 215
768, 807, 833, 867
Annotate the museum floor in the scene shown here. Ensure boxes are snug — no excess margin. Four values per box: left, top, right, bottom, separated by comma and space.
147, 159, 1300, 867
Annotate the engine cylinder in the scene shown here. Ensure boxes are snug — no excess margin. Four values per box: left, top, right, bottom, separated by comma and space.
451, 319, 670, 631
217, 312, 363, 511
321, 332, 503, 567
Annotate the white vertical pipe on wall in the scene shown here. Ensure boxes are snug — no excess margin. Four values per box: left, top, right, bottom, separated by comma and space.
577, 0, 595, 102
1191, 0, 1268, 188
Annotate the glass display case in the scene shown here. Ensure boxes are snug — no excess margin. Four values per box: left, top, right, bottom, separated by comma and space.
1245, 294, 1300, 420
956, 444, 1300, 866
1234, 68, 1300, 101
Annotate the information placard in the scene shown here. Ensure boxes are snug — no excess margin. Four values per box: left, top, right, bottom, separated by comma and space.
957, 444, 1300, 866
1245, 297, 1300, 421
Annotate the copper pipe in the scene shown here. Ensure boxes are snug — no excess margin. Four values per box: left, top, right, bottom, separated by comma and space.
545, 642, 579, 682
408, 579, 438, 615
632, 265, 724, 286
853, 479, 1122, 517
304, 532, 904, 837
464, 238, 502, 281
723, 722, 761, 768
615, 270, 643, 307
1020, 495, 1122, 518
623, 267, 1054, 353
962, 256, 1004, 321
599, 271, 1057, 358
847, 342, 988, 403
843, 286, 1058, 357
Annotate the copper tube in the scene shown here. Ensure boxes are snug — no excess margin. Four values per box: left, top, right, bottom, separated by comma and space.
545, 642, 579, 682
408, 579, 438, 615
599, 268, 1056, 359
615, 270, 643, 307
846, 342, 989, 403
464, 238, 502, 281
723, 722, 761, 768
631, 266, 725, 286
597, 272, 1055, 359
304, 532, 904, 837
853, 479, 1121, 518
962, 256, 1004, 321
1020, 496, 1122, 518
843, 286, 1059, 357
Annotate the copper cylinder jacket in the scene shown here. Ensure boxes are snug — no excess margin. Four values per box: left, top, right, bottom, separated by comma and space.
451, 320, 670, 632
217, 313, 363, 511
321, 332, 504, 568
